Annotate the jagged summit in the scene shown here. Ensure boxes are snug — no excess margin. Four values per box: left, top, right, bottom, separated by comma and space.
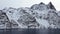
30, 2, 56, 11
30, 2, 46, 10
47, 2, 56, 10
39, 2, 45, 5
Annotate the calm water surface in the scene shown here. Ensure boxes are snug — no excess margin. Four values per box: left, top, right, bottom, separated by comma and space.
0, 29, 60, 34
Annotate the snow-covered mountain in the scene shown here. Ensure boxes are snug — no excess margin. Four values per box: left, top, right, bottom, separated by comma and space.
0, 2, 60, 29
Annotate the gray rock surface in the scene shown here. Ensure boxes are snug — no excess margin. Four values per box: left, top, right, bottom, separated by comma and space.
0, 2, 60, 29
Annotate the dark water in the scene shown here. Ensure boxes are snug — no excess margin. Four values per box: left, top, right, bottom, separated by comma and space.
0, 29, 60, 34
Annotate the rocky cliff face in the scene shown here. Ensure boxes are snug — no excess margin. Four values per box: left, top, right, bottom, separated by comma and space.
0, 2, 60, 29
0, 10, 10, 29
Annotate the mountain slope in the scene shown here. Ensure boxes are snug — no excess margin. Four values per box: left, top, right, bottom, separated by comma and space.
0, 2, 60, 29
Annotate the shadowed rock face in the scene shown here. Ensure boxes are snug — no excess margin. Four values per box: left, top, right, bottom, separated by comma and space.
0, 2, 60, 29
0, 10, 10, 29
47, 2, 56, 10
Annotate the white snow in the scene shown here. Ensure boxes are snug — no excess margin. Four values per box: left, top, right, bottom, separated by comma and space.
35, 17, 49, 28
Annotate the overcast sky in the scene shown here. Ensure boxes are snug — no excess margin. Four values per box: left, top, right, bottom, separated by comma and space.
0, 0, 60, 11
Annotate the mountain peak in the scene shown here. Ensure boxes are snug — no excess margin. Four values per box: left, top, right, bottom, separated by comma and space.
47, 2, 56, 10
39, 2, 45, 5
30, 2, 47, 10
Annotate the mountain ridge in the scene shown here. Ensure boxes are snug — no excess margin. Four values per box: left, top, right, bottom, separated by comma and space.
0, 2, 60, 29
